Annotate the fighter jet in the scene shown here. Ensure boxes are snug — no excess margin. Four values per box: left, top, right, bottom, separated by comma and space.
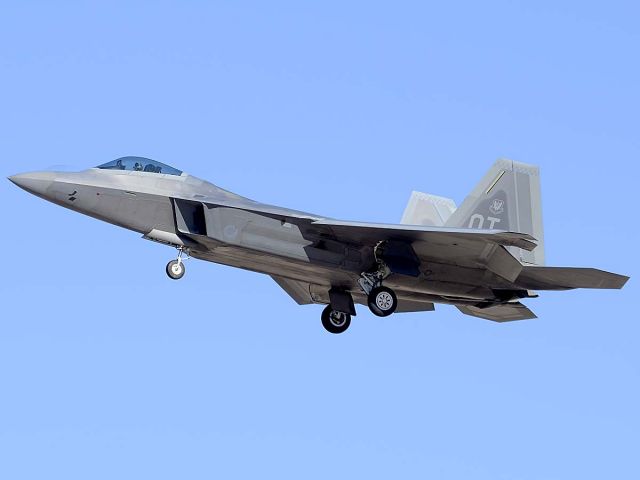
8, 156, 628, 333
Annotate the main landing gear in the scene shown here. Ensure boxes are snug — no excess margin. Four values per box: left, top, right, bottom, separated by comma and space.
321, 305, 351, 334
320, 284, 397, 334
358, 241, 398, 317
166, 246, 188, 280
367, 286, 397, 317
320, 242, 401, 333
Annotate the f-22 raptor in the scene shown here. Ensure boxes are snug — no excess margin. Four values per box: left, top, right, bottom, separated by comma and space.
9, 157, 628, 333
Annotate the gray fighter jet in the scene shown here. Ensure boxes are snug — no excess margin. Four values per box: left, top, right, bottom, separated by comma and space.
8, 156, 628, 333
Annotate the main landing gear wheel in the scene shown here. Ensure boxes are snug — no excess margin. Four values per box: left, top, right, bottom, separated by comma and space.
166, 260, 185, 280
321, 305, 351, 334
368, 286, 398, 317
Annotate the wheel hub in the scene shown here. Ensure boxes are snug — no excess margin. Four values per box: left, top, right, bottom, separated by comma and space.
376, 291, 393, 310
329, 311, 346, 327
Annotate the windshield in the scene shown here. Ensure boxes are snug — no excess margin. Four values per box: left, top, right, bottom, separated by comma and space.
96, 156, 183, 176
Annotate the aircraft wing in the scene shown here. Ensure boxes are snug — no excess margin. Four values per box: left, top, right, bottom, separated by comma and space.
310, 219, 538, 251
199, 199, 536, 250
456, 302, 537, 322
197, 195, 537, 251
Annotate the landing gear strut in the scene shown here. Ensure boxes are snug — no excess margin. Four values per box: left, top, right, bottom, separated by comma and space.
358, 241, 398, 317
321, 305, 351, 334
166, 246, 188, 280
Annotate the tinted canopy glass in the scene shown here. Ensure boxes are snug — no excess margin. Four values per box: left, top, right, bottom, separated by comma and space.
96, 157, 182, 176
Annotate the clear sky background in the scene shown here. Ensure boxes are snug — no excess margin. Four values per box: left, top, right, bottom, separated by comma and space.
1, 2, 638, 479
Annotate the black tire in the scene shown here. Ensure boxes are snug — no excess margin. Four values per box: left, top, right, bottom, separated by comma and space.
321, 305, 351, 334
367, 286, 397, 317
166, 260, 185, 280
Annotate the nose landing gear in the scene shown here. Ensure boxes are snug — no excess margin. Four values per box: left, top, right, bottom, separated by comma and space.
166, 260, 185, 279
166, 246, 188, 280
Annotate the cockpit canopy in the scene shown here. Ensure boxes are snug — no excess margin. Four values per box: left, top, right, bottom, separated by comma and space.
96, 156, 183, 176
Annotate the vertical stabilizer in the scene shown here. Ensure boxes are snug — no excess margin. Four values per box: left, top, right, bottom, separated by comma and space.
445, 159, 545, 265
401, 192, 457, 227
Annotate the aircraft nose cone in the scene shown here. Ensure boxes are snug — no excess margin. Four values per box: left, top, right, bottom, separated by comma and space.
8, 171, 56, 197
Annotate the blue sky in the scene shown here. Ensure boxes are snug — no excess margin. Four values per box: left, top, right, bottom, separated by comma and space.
1, 2, 638, 478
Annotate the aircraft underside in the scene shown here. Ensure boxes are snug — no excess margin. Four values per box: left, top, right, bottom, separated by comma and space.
158, 232, 540, 333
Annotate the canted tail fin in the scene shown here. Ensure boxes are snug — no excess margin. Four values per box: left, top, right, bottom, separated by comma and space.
400, 192, 457, 227
445, 159, 545, 265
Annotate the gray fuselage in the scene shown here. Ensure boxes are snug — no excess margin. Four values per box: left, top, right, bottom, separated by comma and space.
9, 166, 513, 308
9, 156, 629, 328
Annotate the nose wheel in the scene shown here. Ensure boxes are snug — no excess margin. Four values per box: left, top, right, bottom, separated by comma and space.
321, 305, 351, 334
166, 247, 188, 280
166, 260, 185, 280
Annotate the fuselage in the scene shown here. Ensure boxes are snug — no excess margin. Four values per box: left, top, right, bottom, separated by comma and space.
10, 156, 628, 332
8, 158, 529, 307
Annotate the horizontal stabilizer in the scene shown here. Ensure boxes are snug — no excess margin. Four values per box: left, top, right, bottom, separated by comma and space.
516, 266, 629, 290
457, 302, 536, 322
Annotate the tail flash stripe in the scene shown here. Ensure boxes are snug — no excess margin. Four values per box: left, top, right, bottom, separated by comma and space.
485, 170, 506, 194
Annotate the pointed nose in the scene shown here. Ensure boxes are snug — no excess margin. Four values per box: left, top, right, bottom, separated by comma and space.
8, 172, 56, 197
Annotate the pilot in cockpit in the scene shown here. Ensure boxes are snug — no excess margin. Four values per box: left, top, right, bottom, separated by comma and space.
96, 157, 181, 176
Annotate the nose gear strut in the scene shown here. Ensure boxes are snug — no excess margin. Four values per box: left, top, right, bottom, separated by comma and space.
166, 246, 189, 280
